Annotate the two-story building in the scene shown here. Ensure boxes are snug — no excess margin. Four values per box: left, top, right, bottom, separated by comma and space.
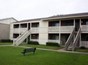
10, 13, 88, 51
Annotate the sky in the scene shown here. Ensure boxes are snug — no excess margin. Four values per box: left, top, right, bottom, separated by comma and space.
0, 0, 88, 20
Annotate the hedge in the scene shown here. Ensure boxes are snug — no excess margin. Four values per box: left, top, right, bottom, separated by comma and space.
27, 41, 39, 45
46, 42, 60, 47
0, 39, 13, 43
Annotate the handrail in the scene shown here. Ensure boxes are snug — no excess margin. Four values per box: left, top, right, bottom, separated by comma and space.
13, 30, 28, 43
65, 27, 75, 50
16, 30, 30, 42
13, 30, 31, 46
72, 28, 81, 51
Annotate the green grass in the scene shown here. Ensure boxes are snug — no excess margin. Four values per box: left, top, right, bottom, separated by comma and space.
0, 46, 88, 65
20, 43, 61, 50
77, 48, 88, 52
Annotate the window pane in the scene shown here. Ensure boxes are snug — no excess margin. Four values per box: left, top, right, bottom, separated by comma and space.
48, 34, 59, 40
20, 23, 27, 28
49, 21, 59, 26
31, 23, 39, 27
61, 20, 73, 26
13, 24, 19, 28
13, 34, 19, 38
31, 34, 39, 39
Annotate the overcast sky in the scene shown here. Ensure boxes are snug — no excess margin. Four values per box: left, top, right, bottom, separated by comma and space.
0, 0, 88, 20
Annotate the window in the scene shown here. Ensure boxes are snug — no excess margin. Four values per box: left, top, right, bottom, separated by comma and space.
20, 23, 27, 28
31, 34, 39, 39
61, 20, 74, 26
81, 19, 88, 25
48, 34, 59, 40
13, 24, 19, 28
13, 34, 19, 38
49, 21, 59, 27
31, 22, 39, 27
81, 33, 88, 41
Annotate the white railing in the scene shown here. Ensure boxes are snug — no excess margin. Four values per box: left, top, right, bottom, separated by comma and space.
48, 40, 60, 43
81, 41, 88, 48
13, 28, 20, 33
30, 27, 39, 33
81, 25, 88, 32
72, 28, 81, 51
48, 26, 60, 33
13, 28, 27, 33
65, 27, 75, 50
30, 39, 39, 42
60, 26, 74, 33
13, 30, 31, 46
48, 26, 74, 33
20, 28, 28, 33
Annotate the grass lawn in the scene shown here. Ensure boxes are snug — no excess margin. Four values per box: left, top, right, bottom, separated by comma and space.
0, 46, 88, 65
77, 48, 88, 52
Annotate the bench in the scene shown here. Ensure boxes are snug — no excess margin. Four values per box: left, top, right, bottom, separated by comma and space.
21, 47, 36, 55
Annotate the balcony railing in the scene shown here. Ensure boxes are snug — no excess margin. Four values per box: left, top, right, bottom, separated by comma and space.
80, 41, 88, 48
81, 25, 88, 32
13, 28, 20, 33
48, 40, 60, 43
48, 26, 60, 33
30, 28, 39, 33
60, 26, 74, 33
30, 39, 39, 41
48, 26, 74, 33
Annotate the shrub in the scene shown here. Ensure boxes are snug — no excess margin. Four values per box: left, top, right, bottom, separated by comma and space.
0, 39, 13, 43
27, 41, 39, 45
46, 42, 60, 47
79, 46, 87, 49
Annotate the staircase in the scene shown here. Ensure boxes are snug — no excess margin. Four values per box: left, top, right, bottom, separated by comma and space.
72, 28, 81, 51
13, 30, 30, 46
65, 27, 75, 50
65, 27, 81, 51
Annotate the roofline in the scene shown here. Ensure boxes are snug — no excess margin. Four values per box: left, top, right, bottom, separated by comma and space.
12, 12, 88, 23
43, 12, 88, 21
0, 17, 18, 21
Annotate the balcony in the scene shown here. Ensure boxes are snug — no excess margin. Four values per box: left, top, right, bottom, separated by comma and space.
30, 28, 39, 33
13, 28, 20, 33
30, 39, 39, 42
48, 26, 74, 33
48, 40, 60, 43
60, 26, 74, 33
48, 26, 60, 33
81, 25, 88, 32
81, 41, 88, 48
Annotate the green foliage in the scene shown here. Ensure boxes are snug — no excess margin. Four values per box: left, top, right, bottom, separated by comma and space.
46, 42, 60, 47
79, 46, 87, 49
0, 39, 13, 43
27, 41, 39, 45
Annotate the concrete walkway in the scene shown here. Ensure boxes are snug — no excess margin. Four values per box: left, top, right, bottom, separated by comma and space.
0, 44, 88, 55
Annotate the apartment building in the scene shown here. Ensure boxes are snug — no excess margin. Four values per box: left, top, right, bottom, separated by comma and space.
10, 13, 88, 51
0, 17, 17, 41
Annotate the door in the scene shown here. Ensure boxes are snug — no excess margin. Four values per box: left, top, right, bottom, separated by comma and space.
75, 19, 80, 31
28, 23, 30, 30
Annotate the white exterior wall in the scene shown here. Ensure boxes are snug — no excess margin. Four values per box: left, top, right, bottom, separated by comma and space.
0, 23, 10, 40
10, 23, 14, 40
39, 20, 48, 45
0, 18, 16, 24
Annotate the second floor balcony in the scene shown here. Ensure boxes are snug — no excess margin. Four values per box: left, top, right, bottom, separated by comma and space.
48, 26, 74, 33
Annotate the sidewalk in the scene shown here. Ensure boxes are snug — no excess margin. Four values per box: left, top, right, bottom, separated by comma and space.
0, 44, 88, 54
